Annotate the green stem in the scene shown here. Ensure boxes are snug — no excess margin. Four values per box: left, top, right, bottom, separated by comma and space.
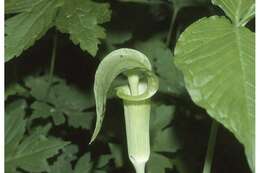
166, 8, 178, 47
46, 33, 58, 98
202, 120, 218, 173
48, 33, 58, 84
134, 162, 145, 173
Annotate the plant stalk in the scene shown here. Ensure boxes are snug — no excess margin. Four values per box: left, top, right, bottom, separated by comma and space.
48, 33, 58, 84
166, 8, 179, 47
202, 120, 218, 173
46, 33, 58, 98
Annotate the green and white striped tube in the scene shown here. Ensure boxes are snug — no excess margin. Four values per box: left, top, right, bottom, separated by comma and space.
91, 48, 159, 173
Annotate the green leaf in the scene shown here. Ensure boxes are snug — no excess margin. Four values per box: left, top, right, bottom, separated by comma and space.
26, 75, 95, 129
55, 0, 111, 56
96, 154, 112, 169
5, 0, 63, 61
212, 0, 255, 26
5, 100, 27, 158
150, 105, 180, 153
150, 105, 175, 132
153, 127, 180, 153
31, 101, 65, 125
5, 0, 40, 14
50, 145, 79, 173
108, 143, 124, 168
5, 83, 28, 100
5, 100, 70, 173
91, 48, 154, 142
6, 135, 69, 172
135, 37, 186, 95
147, 153, 173, 173
106, 30, 133, 45
74, 153, 93, 173
174, 16, 255, 171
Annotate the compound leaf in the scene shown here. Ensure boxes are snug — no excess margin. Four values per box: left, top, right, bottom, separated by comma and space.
25, 75, 95, 129
55, 0, 111, 56
5, 100, 69, 173
5, 0, 63, 61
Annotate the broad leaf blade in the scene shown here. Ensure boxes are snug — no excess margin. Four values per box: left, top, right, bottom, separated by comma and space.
174, 16, 254, 171
91, 48, 152, 142
212, 0, 255, 26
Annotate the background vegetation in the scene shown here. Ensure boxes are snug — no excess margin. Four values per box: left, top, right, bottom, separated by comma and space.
5, 0, 255, 172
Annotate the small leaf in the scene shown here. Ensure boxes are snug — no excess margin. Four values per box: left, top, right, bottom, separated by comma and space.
96, 154, 112, 169
153, 127, 180, 153
109, 143, 124, 168
74, 153, 93, 173
5, 83, 28, 100
31, 101, 65, 125
55, 0, 111, 56
147, 153, 173, 173
50, 145, 79, 173
150, 105, 180, 153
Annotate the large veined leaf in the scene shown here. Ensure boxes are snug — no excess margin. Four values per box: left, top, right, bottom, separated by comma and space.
55, 0, 111, 56
174, 15, 255, 171
5, 0, 63, 61
212, 0, 255, 26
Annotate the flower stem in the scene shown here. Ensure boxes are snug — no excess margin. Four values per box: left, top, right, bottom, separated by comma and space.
46, 32, 58, 98
202, 120, 218, 173
48, 32, 58, 84
134, 162, 146, 173
166, 8, 179, 47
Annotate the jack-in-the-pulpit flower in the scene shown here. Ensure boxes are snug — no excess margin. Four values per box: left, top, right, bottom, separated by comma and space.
90, 48, 159, 173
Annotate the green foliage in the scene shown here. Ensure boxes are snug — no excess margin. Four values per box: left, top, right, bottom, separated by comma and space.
25, 74, 95, 128
5, 100, 69, 173
135, 37, 186, 95
174, 0, 255, 171
212, 0, 255, 26
5, 0, 255, 172
55, 0, 111, 56
5, 0, 63, 61
5, 0, 111, 62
